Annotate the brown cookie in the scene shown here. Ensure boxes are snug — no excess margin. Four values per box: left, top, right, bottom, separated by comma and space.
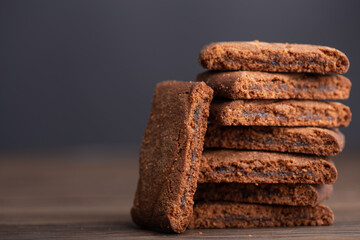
196, 70, 351, 100
199, 41, 349, 73
194, 183, 333, 206
189, 202, 334, 229
210, 99, 351, 127
205, 125, 345, 156
131, 81, 213, 233
199, 150, 337, 184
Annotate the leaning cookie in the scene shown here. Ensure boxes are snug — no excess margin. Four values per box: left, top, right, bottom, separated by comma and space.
196, 71, 351, 100
195, 183, 333, 206
189, 202, 334, 229
199, 150, 337, 184
199, 41, 349, 73
205, 125, 345, 156
131, 81, 213, 233
210, 99, 351, 127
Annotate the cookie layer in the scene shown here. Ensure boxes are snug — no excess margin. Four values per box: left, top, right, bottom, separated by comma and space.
210, 100, 351, 127
189, 202, 334, 229
199, 150, 337, 184
194, 183, 333, 206
196, 71, 351, 100
199, 41, 349, 73
205, 125, 345, 156
131, 81, 213, 233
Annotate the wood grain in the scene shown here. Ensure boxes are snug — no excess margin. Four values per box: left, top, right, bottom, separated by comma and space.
0, 149, 359, 239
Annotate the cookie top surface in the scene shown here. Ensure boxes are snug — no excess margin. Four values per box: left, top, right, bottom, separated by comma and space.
190, 202, 334, 229
202, 149, 328, 163
205, 125, 345, 156
199, 150, 337, 184
199, 41, 349, 73
210, 99, 351, 127
131, 81, 213, 233
195, 183, 333, 206
196, 70, 351, 100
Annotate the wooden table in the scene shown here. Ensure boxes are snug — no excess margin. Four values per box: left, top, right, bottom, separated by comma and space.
1, 149, 359, 239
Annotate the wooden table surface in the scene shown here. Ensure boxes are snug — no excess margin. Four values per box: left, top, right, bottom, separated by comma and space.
0, 149, 359, 239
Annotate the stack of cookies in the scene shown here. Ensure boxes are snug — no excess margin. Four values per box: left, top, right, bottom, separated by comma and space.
131, 41, 351, 233
191, 41, 351, 229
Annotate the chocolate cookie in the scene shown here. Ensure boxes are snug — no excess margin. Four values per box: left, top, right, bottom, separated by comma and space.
189, 202, 334, 229
205, 125, 345, 156
210, 100, 351, 127
194, 183, 333, 206
199, 150, 337, 184
199, 41, 349, 73
196, 71, 351, 100
131, 81, 213, 233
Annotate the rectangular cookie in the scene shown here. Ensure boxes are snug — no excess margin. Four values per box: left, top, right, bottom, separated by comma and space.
131, 81, 213, 233
210, 99, 351, 127
196, 70, 351, 100
199, 41, 349, 73
204, 125, 345, 156
189, 202, 334, 229
194, 183, 333, 206
199, 150, 337, 184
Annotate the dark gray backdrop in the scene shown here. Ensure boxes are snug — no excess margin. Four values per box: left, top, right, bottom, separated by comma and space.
1, 0, 359, 150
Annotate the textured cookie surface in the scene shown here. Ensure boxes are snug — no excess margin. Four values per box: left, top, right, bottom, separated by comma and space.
205, 125, 345, 156
197, 71, 351, 100
189, 202, 334, 229
194, 183, 333, 206
199, 150, 337, 184
199, 41, 349, 73
210, 100, 351, 127
131, 81, 213, 233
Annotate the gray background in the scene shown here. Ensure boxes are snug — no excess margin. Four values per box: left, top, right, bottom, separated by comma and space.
0, 0, 359, 151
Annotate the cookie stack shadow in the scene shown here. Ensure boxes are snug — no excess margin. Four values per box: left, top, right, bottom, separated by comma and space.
191, 41, 352, 229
